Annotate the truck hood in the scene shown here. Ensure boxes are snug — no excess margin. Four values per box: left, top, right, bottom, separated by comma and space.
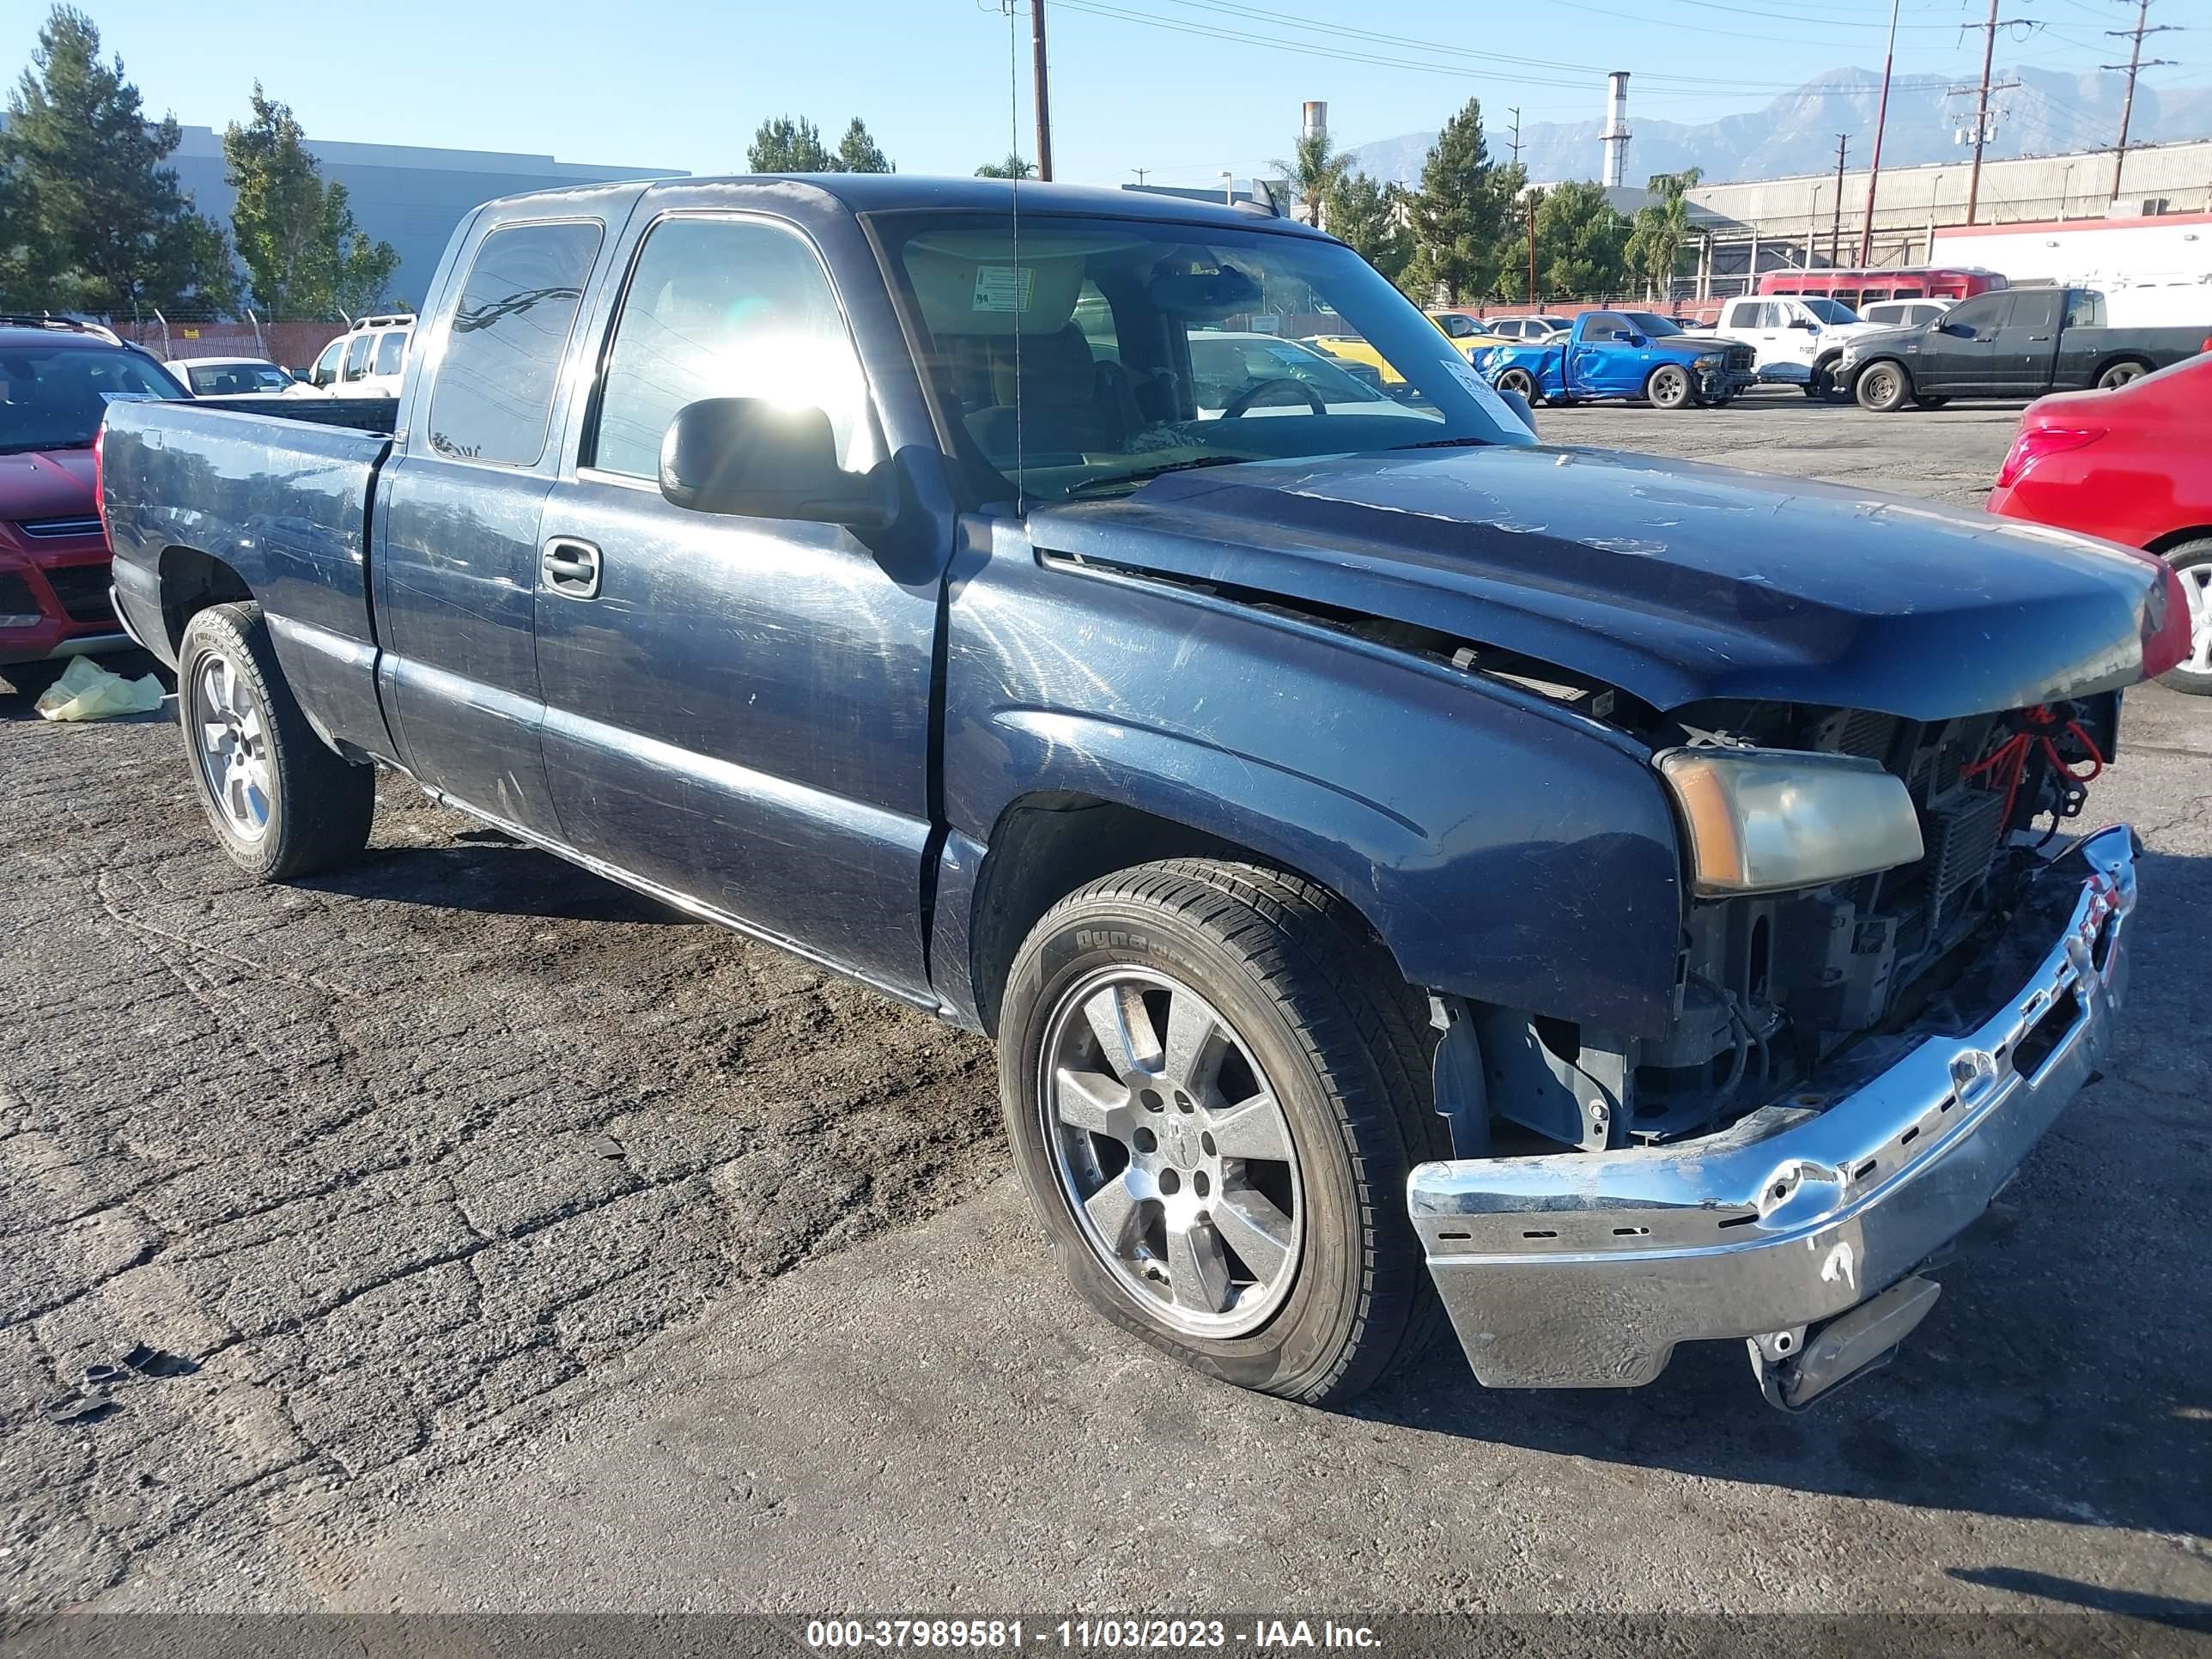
1837, 323, 1926, 357
1025, 445, 2173, 720
0, 447, 96, 522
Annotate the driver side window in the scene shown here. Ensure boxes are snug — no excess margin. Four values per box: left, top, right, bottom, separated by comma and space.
311, 339, 344, 386
1580, 312, 1630, 342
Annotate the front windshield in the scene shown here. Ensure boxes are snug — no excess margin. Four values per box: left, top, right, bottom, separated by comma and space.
185, 361, 289, 395
1622, 312, 1683, 337
1799, 298, 1859, 324
0, 343, 184, 454
882, 212, 1532, 501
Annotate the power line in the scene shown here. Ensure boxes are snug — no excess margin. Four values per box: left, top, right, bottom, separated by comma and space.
1949, 0, 2035, 224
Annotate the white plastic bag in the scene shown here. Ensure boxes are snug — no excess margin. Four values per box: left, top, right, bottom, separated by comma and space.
33, 655, 165, 721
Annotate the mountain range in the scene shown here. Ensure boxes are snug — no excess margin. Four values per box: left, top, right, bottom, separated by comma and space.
1343, 64, 2212, 188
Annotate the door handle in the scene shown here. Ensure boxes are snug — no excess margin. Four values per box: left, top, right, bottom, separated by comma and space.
2026, 334, 2051, 342
541, 537, 602, 599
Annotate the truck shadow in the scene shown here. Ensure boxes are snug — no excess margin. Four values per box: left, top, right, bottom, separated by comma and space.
302, 836, 696, 926
1356, 844, 2211, 1540
1947, 1567, 2212, 1632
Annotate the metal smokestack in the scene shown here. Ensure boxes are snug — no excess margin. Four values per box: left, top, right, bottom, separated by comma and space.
1303, 100, 1328, 143
1601, 71, 1632, 188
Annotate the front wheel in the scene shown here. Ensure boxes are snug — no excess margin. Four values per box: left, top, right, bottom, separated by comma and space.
1807, 358, 1844, 400
2160, 538, 2212, 696
1855, 361, 1911, 412
998, 860, 1441, 1406
179, 602, 376, 880
1646, 364, 1693, 410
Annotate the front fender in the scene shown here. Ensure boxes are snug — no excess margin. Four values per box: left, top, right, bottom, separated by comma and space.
944, 526, 1686, 1038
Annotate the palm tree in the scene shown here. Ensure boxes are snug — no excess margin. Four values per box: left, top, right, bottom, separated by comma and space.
1274, 130, 1348, 230
975, 154, 1036, 179
1624, 167, 1703, 304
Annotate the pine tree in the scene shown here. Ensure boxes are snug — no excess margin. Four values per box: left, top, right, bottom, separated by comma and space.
835, 118, 892, 173
1324, 172, 1411, 288
0, 5, 233, 318
749, 116, 836, 173
1531, 179, 1630, 301
1403, 100, 1510, 305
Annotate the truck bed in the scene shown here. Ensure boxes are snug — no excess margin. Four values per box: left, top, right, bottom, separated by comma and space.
100, 396, 398, 756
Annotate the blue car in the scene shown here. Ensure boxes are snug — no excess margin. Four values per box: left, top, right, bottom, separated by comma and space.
1472, 308, 1757, 409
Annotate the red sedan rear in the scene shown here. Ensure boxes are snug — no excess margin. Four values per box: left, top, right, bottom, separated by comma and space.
1987, 353, 2212, 695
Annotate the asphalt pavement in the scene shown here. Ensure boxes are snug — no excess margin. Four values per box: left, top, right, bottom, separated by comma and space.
3, 392, 2206, 1638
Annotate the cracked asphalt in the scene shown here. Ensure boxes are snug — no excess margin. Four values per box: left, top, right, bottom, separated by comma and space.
2, 394, 2207, 1634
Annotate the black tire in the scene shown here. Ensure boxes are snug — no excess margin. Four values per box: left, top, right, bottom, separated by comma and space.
2, 659, 70, 700
177, 602, 374, 880
2157, 538, 2212, 696
1495, 367, 1539, 404
2097, 358, 2151, 391
1855, 360, 1911, 412
998, 859, 1443, 1407
1807, 357, 1844, 400
1646, 364, 1692, 410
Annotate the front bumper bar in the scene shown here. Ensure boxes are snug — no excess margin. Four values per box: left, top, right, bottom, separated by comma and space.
1408, 824, 2138, 1393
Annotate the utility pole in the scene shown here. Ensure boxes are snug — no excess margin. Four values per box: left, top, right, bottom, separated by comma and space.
1131, 167, 1148, 185
1858, 0, 1901, 265
1830, 134, 1850, 267
2105, 0, 2180, 200
1507, 106, 1523, 168
1030, 0, 1054, 182
1949, 0, 2027, 225
1527, 205, 1538, 304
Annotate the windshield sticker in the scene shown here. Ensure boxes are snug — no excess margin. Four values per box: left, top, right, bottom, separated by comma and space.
972, 264, 1036, 313
1448, 361, 1534, 434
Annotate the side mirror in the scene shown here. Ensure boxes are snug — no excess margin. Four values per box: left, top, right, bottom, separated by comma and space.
659, 397, 893, 530
1790, 318, 1818, 330
1626, 332, 1647, 347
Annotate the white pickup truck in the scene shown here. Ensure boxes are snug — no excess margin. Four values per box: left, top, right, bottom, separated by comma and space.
1711, 295, 1885, 398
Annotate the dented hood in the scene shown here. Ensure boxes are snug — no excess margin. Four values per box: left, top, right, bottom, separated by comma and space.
1025, 445, 2172, 719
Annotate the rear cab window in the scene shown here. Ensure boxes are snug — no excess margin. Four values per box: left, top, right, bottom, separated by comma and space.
425, 219, 603, 465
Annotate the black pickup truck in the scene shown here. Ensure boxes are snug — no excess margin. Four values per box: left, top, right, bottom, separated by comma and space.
97, 175, 2189, 1412
1839, 285, 2209, 410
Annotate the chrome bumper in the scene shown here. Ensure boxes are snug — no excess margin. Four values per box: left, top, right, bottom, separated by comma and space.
1408, 824, 2138, 1395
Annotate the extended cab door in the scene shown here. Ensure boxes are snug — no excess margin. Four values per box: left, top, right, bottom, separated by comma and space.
372, 208, 619, 831
1987, 288, 2065, 394
530, 191, 952, 1000
1720, 300, 1787, 377
1915, 291, 2014, 393
1565, 311, 1638, 397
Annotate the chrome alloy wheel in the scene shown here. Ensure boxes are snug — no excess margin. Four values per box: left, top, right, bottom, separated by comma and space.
1040, 968, 1304, 1339
191, 650, 271, 841
2180, 562, 2212, 678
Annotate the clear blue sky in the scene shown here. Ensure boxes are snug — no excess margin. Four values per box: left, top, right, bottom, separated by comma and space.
9, 0, 2205, 188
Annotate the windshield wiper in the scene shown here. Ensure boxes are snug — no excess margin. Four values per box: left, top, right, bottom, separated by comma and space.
1385, 436, 1494, 451
1060, 455, 1255, 499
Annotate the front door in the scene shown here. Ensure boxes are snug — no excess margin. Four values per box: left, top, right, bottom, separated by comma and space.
1915, 291, 2014, 394
374, 216, 609, 831
1988, 289, 2064, 395
532, 206, 945, 999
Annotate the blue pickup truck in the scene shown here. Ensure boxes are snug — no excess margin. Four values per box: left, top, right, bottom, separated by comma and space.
1472, 308, 1759, 409
98, 175, 2184, 1412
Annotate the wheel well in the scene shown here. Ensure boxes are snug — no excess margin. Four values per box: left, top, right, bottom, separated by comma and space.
2095, 354, 2153, 380
157, 546, 252, 653
964, 793, 1404, 1039
2146, 526, 2212, 557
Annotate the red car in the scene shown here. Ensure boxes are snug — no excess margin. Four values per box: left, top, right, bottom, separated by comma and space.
1987, 352, 2212, 696
1, 317, 188, 696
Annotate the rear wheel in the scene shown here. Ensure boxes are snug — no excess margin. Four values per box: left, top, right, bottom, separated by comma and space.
1646, 364, 1692, 410
1856, 361, 1911, 412
179, 602, 375, 880
2097, 358, 2152, 391
1495, 367, 1539, 404
998, 860, 1441, 1406
2159, 538, 2212, 696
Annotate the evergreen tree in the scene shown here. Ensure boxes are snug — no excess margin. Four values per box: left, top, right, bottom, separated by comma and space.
223, 88, 392, 320
1403, 100, 1510, 304
1324, 171, 1411, 288
835, 118, 892, 173
749, 116, 836, 173
1532, 179, 1631, 301
0, 5, 233, 318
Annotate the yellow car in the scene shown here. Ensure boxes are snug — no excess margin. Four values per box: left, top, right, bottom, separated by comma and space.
1306, 314, 1503, 383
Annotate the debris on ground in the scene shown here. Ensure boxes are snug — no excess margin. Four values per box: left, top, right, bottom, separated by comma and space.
33, 656, 165, 721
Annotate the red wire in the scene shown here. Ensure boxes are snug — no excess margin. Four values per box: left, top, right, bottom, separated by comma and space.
1961, 704, 2106, 827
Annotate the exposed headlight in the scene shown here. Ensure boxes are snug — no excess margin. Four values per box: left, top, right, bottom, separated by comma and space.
1655, 747, 1925, 896
1692, 352, 1724, 370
